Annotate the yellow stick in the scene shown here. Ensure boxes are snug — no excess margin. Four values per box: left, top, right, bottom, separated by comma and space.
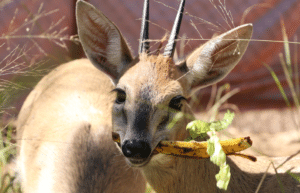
154, 137, 254, 160
112, 133, 256, 162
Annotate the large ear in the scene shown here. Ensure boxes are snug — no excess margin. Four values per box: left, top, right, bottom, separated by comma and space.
179, 24, 253, 92
76, 0, 134, 84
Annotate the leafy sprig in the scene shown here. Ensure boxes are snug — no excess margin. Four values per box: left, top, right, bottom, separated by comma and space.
186, 110, 235, 190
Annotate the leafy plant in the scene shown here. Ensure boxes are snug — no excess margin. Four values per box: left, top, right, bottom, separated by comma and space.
186, 111, 235, 190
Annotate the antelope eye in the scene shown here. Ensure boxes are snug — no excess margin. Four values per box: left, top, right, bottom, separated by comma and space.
169, 96, 186, 111
112, 89, 126, 104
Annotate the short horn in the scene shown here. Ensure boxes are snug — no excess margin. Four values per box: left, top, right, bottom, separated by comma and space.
139, 0, 150, 54
163, 0, 185, 58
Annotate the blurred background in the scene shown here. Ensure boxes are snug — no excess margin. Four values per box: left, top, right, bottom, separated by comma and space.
0, 0, 299, 117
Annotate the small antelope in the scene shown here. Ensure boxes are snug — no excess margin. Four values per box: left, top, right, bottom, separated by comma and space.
17, 0, 300, 192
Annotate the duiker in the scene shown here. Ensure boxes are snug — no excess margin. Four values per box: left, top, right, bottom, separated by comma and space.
17, 0, 300, 192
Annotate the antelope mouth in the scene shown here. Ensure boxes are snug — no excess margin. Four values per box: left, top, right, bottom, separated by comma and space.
126, 149, 160, 167
127, 157, 150, 167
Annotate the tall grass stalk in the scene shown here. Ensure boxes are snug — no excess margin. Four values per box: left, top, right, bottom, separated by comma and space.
264, 16, 300, 135
279, 53, 300, 108
263, 63, 291, 107
280, 17, 292, 76
294, 36, 299, 102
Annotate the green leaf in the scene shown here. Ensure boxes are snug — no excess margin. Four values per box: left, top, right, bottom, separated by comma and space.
186, 120, 210, 139
210, 110, 235, 131
207, 134, 217, 156
186, 111, 235, 190
216, 164, 231, 190
208, 135, 226, 166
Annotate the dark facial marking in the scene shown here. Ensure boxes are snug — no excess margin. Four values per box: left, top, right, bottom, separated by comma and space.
169, 95, 186, 111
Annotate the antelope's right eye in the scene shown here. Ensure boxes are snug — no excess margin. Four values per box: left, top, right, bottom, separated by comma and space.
113, 89, 126, 104
169, 95, 186, 111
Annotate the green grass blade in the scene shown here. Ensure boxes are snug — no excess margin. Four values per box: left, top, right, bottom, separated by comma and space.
294, 36, 299, 101
271, 162, 286, 193
280, 17, 292, 75
279, 53, 300, 108
263, 62, 291, 107
287, 171, 300, 183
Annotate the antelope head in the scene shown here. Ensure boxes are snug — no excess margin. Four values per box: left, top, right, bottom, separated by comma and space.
76, 0, 253, 167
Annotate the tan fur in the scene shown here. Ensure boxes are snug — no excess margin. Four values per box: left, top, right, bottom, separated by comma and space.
17, 59, 146, 193
17, 1, 300, 193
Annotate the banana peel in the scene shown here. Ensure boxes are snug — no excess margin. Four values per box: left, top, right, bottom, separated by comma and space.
112, 133, 256, 162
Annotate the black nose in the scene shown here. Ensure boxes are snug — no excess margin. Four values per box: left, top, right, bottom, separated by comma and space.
122, 139, 151, 159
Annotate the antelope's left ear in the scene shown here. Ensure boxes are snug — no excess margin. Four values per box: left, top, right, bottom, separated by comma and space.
76, 0, 134, 85
179, 24, 253, 93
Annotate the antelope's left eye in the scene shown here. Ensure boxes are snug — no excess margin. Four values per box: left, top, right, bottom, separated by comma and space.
169, 96, 186, 111
112, 88, 126, 104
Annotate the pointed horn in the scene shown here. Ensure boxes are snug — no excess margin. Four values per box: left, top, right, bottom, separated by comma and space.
163, 0, 185, 58
139, 0, 150, 54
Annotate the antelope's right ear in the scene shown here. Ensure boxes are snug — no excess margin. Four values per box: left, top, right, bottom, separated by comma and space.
76, 0, 134, 84
178, 24, 253, 94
